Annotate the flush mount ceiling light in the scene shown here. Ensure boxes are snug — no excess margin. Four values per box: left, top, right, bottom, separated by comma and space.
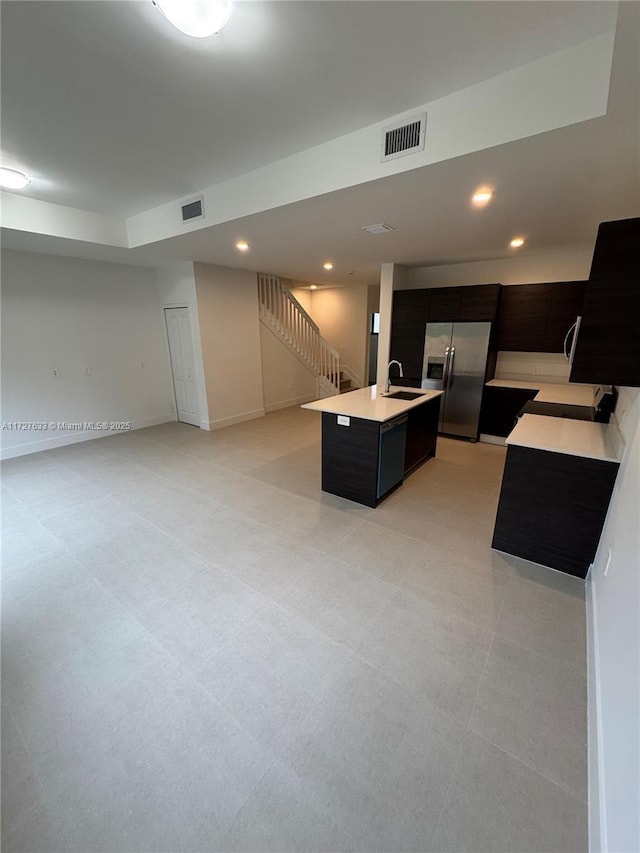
309, 285, 318, 290
362, 223, 395, 235
510, 236, 526, 248
235, 240, 249, 252
472, 187, 493, 207
323, 262, 334, 271
0, 167, 30, 190
153, 0, 231, 38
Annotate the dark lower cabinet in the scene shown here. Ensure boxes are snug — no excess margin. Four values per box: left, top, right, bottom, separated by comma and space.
479, 386, 538, 437
322, 413, 381, 507
405, 397, 439, 473
321, 397, 440, 507
492, 445, 619, 578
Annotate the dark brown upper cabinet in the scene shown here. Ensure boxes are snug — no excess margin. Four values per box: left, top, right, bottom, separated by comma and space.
570, 217, 640, 387
427, 287, 462, 322
495, 282, 586, 353
544, 281, 587, 353
495, 284, 552, 352
460, 284, 501, 322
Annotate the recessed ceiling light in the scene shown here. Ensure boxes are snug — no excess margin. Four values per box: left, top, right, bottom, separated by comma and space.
0, 167, 30, 190
362, 223, 395, 235
235, 240, 249, 252
309, 285, 318, 290
472, 187, 493, 207
323, 262, 334, 271
510, 236, 525, 248
153, 0, 231, 38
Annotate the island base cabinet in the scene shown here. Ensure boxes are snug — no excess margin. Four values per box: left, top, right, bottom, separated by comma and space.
320, 399, 439, 507
321, 413, 382, 507
492, 445, 619, 578
405, 397, 440, 473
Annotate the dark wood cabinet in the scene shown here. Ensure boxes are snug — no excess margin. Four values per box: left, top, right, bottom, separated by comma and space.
570, 217, 640, 387
404, 396, 440, 474
321, 413, 381, 506
390, 289, 430, 384
543, 281, 587, 353
492, 445, 619, 578
460, 284, 501, 321
495, 285, 553, 352
479, 386, 538, 437
428, 287, 462, 322
495, 282, 586, 353
320, 396, 441, 507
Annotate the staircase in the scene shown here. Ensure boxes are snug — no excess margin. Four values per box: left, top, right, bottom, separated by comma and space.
258, 273, 344, 398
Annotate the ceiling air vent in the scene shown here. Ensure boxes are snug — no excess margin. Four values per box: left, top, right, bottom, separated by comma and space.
381, 113, 426, 162
181, 196, 204, 222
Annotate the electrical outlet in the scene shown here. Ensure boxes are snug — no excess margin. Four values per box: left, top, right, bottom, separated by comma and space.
83, 365, 92, 375
533, 366, 540, 375
52, 367, 60, 378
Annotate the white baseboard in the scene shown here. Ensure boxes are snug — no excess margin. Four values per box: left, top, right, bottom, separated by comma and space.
0, 414, 176, 460
587, 577, 607, 853
207, 408, 265, 430
264, 393, 316, 413
479, 433, 507, 446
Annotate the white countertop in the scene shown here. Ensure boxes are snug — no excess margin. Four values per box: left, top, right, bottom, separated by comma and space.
487, 379, 596, 407
506, 414, 623, 463
301, 385, 443, 422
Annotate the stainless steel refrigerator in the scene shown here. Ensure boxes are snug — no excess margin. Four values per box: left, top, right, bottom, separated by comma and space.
420, 322, 492, 439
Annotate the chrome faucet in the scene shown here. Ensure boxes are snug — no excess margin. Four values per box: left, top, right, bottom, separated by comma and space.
385, 360, 403, 393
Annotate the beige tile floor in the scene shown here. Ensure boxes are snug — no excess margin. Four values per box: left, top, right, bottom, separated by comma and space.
1, 407, 588, 852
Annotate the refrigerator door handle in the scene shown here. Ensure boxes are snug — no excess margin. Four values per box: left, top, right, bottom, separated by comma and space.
442, 346, 451, 388
447, 347, 456, 389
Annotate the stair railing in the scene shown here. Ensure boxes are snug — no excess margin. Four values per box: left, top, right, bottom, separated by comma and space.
258, 273, 341, 397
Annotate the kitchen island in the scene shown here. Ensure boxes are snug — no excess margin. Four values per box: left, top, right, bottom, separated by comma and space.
302, 386, 443, 507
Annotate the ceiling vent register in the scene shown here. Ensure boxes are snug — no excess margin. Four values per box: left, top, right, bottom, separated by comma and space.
381, 113, 426, 162
181, 197, 204, 222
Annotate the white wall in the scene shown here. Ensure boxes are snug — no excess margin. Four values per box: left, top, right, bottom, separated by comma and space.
303, 285, 370, 388
259, 324, 317, 413
404, 248, 593, 289
588, 387, 640, 853
290, 283, 372, 388
194, 263, 265, 429
156, 261, 210, 429
0, 250, 174, 458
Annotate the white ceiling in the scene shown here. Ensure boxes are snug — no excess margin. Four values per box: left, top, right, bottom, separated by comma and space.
1, 1, 638, 283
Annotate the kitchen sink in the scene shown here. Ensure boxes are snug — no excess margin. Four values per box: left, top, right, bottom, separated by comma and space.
384, 391, 425, 400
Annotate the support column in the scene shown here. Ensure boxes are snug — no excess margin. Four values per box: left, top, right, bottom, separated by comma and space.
376, 263, 407, 388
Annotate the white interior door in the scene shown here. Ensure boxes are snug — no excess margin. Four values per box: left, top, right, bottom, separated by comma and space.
164, 307, 200, 427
